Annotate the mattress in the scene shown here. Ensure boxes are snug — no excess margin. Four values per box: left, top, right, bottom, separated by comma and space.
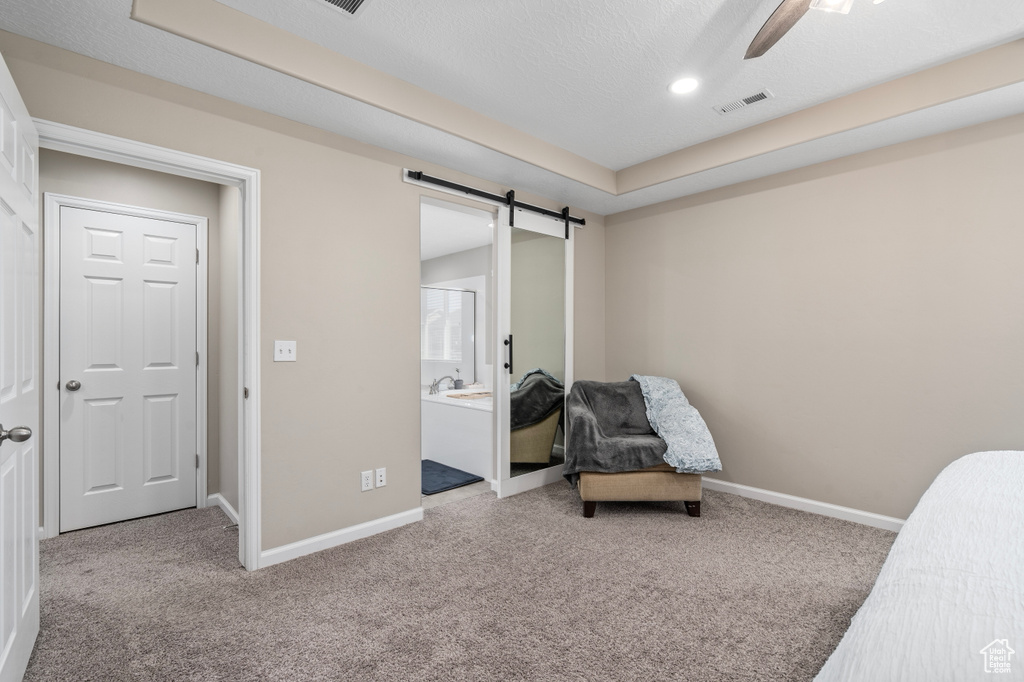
815, 451, 1024, 681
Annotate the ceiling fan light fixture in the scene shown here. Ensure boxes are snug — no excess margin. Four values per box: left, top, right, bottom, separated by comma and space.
670, 77, 700, 95
809, 0, 855, 14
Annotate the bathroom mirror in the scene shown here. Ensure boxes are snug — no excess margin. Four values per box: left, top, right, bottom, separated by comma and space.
507, 226, 566, 478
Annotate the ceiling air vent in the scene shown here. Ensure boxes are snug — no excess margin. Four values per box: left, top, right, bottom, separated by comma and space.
320, 0, 372, 18
713, 89, 775, 115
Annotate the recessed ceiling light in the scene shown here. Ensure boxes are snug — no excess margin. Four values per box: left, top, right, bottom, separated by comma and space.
669, 77, 700, 95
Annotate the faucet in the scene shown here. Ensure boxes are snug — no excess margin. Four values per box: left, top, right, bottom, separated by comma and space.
429, 376, 456, 395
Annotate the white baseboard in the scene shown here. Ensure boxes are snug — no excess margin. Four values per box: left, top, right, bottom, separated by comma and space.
259, 507, 424, 569
497, 465, 564, 498
701, 477, 905, 532
207, 493, 240, 526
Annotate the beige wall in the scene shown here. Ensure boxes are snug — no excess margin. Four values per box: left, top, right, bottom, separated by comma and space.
1, 31, 606, 549
572, 223, 605, 382
38, 149, 239, 507
421, 245, 491, 286
605, 114, 1024, 519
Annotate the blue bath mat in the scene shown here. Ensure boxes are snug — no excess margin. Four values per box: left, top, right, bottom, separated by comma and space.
421, 459, 484, 495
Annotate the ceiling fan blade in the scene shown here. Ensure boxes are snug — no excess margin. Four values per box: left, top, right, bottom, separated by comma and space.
744, 0, 813, 60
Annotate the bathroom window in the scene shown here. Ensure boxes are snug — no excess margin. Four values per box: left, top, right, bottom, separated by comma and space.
421, 287, 474, 364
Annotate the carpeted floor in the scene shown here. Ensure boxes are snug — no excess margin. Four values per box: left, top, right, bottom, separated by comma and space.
25, 484, 895, 682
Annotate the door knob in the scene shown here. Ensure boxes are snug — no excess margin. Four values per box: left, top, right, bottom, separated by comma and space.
0, 424, 32, 445
66, 380, 81, 392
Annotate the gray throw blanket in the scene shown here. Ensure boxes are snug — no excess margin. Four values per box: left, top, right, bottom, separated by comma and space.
510, 369, 564, 431
563, 377, 720, 485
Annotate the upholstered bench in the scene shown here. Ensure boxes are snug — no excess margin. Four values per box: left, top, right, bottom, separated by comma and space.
579, 464, 701, 518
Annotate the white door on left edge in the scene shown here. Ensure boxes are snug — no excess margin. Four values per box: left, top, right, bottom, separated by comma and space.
59, 206, 198, 532
0, 50, 40, 682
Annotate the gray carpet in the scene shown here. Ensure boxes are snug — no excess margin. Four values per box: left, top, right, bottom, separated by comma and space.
25, 485, 895, 682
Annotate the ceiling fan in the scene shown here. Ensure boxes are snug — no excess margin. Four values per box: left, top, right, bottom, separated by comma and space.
745, 0, 872, 59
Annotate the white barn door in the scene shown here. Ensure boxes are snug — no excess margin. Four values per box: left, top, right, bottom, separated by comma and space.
59, 206, 199, 532
0, 53, 40, 682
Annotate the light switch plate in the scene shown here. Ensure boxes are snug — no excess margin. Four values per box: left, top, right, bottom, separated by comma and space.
274, 340, 297, 362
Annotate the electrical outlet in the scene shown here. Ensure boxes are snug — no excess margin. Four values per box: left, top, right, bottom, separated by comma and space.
360, 470, 373, 492
375, 467, 386, 488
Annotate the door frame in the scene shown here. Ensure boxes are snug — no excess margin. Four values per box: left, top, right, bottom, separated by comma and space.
403, 171, 576, 499
43, 194, 209, 533
35, 120, 262, 571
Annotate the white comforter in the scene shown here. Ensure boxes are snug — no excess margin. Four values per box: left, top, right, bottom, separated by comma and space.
815, 450, 1024, 681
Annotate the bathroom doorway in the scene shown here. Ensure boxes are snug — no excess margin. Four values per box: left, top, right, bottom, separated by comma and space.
412, 180, 577, 505
419, 197, 496, 507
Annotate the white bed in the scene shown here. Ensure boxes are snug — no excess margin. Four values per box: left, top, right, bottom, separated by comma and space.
815, 450, 1024, 681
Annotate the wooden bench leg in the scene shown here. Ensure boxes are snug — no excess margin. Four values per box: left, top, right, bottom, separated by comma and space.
583, 501, 597, 518
684, 500, 701, 517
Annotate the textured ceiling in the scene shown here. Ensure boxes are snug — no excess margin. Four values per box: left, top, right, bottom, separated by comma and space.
216, 0, 1024, 169
1, 0, 1024, 215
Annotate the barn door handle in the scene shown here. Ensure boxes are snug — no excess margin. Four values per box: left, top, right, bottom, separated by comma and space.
503, 334, 514, 374
0, 424, 32, 445
66, 380, 81, 392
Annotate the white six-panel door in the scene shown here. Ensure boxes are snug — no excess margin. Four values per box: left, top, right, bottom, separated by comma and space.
59, 206, 198, 532
0, 52, 40, 682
